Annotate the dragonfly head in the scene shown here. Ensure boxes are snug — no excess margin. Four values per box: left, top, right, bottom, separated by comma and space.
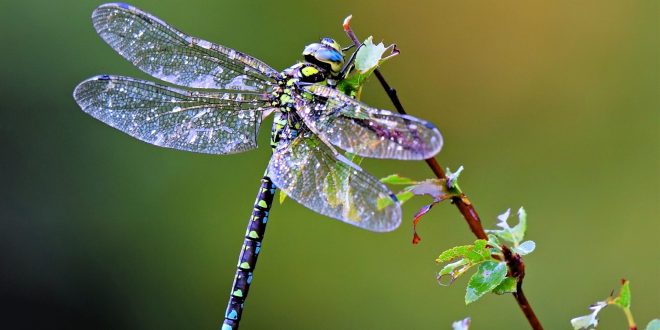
302, 37, 345, 76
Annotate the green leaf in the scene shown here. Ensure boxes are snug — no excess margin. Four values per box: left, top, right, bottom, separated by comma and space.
513, 240, 536, 255
446, 165, 464, 191
375, 198, 389, 210
436, 240, 491, 264
570, 301, 607, 330
395, 190, 415, 204
438, 259, 470, 284
645, 319, 660, 330
613, 279, 631, 309
338, 36, 398, 97
409, 179, 449, 198
380, 174, 417, 185
464, 239, 490, 262
336, 73, 364, 97
377, 188, 414, 210
486, 208, 513, 242
446, 165, 464, 181
337, 44, 376, 96
436, 245, 472, 263
436, 240, 496, 283
486, 207, 527, 246
487, 234, 502, 252
438, 259, 469, 277
337, 37, 394, 97
492, 277, 517, 295
465, 261, 508, 304
452, 317, 471, 330
354, 36, 388, 73
515, 207, 528, 242
376, 196, 394, 210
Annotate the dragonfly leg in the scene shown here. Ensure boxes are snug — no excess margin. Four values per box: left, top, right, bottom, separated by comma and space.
341, 44, 355, 53
338, 44, 363, 79
222, 175, 276, 330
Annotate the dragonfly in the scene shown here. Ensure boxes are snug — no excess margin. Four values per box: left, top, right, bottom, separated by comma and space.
73, 3, 443, 329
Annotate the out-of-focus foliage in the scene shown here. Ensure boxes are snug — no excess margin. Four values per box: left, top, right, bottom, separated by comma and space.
571, 280, 657, 330
452, 317, 471, 330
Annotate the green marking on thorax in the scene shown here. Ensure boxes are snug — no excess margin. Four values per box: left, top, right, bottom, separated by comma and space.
302, 66, 319, 76
279, 94, 292, 104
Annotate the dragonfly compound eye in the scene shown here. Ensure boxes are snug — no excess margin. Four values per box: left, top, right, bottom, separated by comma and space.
320, 37, 343, 53
302, 41, 344, 75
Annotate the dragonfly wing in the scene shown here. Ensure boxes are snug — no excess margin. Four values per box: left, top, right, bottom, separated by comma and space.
74, 75, 272, 154
299, 84, 443, 160
92, 3, 278, 91
268, 130, 402, 232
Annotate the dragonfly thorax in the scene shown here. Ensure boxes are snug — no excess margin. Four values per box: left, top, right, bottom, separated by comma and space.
269, 63, 324, 150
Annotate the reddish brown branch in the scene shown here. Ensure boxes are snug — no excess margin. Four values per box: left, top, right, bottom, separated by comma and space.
503, 246, 543, 330
344, 17, 543, 330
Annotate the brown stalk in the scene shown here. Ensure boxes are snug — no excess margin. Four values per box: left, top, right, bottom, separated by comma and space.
343, 16, 543, 330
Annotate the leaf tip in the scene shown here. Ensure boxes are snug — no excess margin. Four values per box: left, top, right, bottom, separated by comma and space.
412, 232, 421, 245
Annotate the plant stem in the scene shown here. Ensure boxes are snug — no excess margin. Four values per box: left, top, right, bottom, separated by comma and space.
622, 307, 637, 330
502, 246, 543, 330
343, 16, 543, 330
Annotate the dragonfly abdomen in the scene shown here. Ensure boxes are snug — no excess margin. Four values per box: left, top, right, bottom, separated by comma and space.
224, 176, 276, 329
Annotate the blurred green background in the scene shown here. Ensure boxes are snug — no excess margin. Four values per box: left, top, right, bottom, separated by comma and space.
1, 0, 658, 329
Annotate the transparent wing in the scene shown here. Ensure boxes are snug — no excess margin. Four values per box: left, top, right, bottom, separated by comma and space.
74, 75, 273, 154
298, 84, 443, 160
92, 3, 278, 91
268, 130, 401, 232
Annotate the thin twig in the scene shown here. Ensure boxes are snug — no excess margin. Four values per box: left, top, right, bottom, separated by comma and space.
343, 16, 543, 330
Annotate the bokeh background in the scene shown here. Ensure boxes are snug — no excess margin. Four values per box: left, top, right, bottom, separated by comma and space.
1, 0, 658, 329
